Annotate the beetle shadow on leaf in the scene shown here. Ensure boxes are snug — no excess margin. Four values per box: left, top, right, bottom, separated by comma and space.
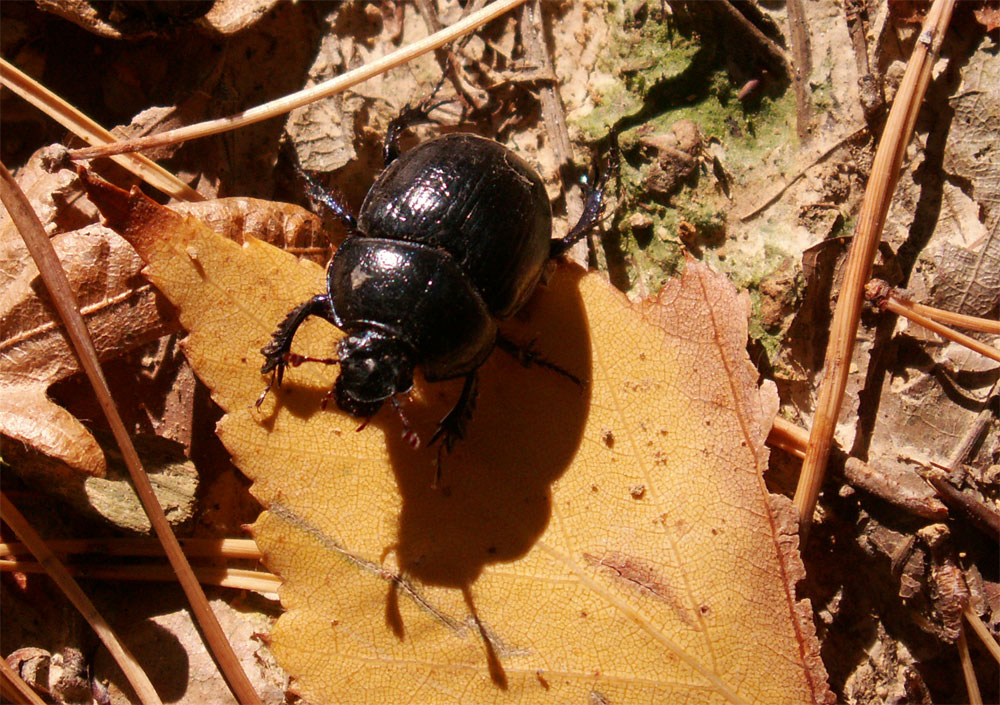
375, 266, 592, 591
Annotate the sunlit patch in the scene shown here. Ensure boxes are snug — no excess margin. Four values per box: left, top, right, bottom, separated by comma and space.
374, 248, 404, 270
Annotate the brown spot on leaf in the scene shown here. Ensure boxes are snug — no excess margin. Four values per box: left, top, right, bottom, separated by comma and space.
584, 550, 697, 629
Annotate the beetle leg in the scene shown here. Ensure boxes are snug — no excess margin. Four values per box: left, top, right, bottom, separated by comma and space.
301, 172, 358, 233
550, 130, 620, 259
496, 334, 583, 387
286, 150, 358, 233
383, 78, 450, 166
429, 372, 479, 452
390, 396, 421, 448
258, 294, 339, 405
429, 372, 478, 488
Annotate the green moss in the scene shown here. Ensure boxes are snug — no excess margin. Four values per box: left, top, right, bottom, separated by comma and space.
576, 2, 701, 140
833, 213, 856, 239
577, 0, 803, 360
810, 54, 835, 113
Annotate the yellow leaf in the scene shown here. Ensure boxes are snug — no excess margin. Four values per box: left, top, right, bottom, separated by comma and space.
95, 184, 832, 705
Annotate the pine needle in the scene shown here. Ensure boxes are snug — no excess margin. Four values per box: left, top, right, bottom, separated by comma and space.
792, 0, 957, 539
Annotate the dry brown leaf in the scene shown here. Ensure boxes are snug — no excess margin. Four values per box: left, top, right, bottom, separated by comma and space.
32, 0, 281, 39
0, 222, 173, 476
0, 148, 99, 240
0, 152, 167, 478
91, 183, 833, 704
171, 198, 332, 265
0, 155, 328, 478
938, 44, 1000, 318
33, 0, 208, 39
0, 207, 203, 528
201, 0, 284, 36
973, 0, 1000, 32
92, 594, 286, 705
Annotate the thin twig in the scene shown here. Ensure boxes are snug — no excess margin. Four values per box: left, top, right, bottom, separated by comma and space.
1, 560, 281, 594
0, 58, 201, 202
964, 603, 1000, 666
519, 0, 573, 171
0, 494, 162, 705
920, 464, 1000, 541
844, 457, 949, 519
68, 0, 529, 161
785, 0, 813, 138
793, 0, 957, 539
0, 653, 48, 705
767, 418, 949, 520
918, 311, 997, 365
946, 381, 998, 471
906, 300, 1000, 334
713, 0, 790, 74
519, 0, 586, 264
0, 162, 262, 705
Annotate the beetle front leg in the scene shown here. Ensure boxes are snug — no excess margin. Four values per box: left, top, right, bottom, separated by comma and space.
258, 294, 338, 405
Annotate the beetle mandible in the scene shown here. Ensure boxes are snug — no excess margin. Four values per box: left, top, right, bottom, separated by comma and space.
258, 102, 616, 457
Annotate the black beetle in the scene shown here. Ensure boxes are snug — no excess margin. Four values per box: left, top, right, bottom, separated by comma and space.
259, 105, 615, 456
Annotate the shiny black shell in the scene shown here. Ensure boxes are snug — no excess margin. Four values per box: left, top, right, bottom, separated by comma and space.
327, 237, 497, 381
326, 133, 552, 382
356, 133, 552, 318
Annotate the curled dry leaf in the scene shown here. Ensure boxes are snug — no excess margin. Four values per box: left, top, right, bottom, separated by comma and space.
88, 181, 833, 704
0, 159, 328, 470
0, 152, 169, 478
33, 0, 211, 39
0, 147, 99, 240
171, 198, 331, 265
0, 222, 173, 476
0, 213, 202, 529
973, 1, 1000, 32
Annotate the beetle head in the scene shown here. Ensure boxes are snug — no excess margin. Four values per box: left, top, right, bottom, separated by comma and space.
334, 328, 414, 417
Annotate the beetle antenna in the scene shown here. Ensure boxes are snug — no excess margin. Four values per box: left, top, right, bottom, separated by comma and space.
383, 81, 453, 166
390, 396, 421, 449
